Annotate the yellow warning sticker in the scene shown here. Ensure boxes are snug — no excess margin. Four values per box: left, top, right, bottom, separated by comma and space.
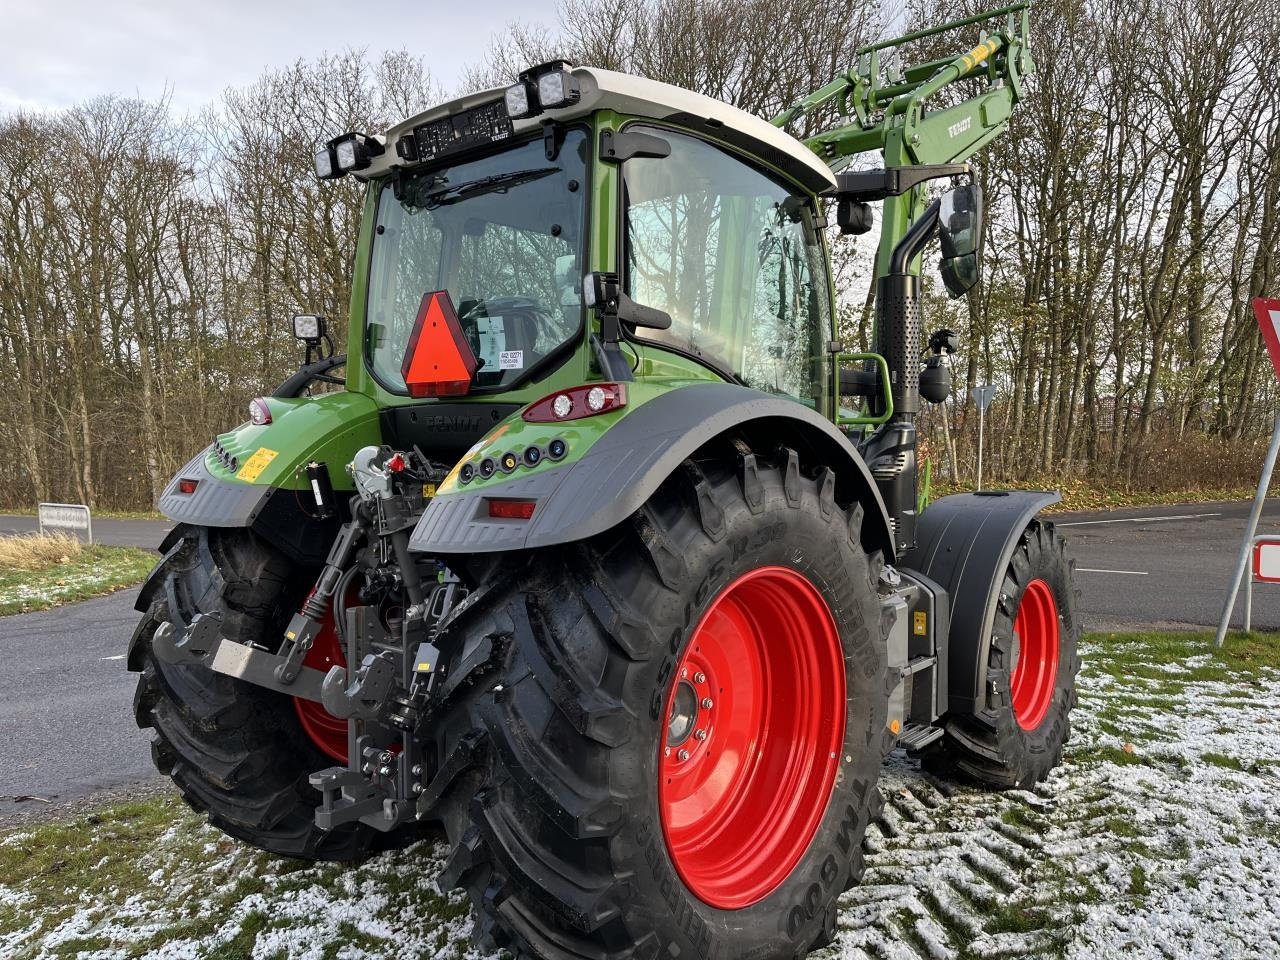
237, 447, 279, 482
913, 611, 928, 636
424, 482, 437, 499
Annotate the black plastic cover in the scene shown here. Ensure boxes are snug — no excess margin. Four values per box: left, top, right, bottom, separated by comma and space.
156, 447, 343, 564
899, 490, 1060, 714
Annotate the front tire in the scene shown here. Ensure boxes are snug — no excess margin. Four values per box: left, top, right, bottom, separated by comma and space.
428, 443, 892, 959
925, 519, 1081, 788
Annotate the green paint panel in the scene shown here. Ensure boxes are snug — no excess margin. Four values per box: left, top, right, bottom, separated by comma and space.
434, 378, 717, 496
206, 392, 382, 491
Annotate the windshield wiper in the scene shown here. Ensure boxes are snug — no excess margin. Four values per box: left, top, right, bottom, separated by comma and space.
420, 167, 561, 209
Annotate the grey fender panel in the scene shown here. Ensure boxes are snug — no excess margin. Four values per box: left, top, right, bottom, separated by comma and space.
155, 448, 340, 564
410, 382, 895, 559
158, 449, 271, 528
898, 490, 1060, 715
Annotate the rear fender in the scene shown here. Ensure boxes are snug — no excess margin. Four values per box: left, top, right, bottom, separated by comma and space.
410, 382, 895, 560
153, 392, 382, 564
899, 491, 1060, 715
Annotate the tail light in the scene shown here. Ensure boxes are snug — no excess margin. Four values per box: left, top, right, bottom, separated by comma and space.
178, 478, 200, 495
248, 398, 272, 425
523, 383, 627, 423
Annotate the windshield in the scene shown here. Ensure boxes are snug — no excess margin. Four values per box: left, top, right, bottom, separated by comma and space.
366, 129, 588, 393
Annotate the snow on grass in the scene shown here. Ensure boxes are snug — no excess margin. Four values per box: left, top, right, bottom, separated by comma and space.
0, 543, 156, 616
820, 631, 1280, 960
1, 632, 1277, 959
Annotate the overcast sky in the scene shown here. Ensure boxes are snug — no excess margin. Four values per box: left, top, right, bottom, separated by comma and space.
0, 0, 561, 114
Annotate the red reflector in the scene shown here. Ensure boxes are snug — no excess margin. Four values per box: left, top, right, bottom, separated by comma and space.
400, 291, 478, 398
488, 498, 536, 520
178, 478, 200, 495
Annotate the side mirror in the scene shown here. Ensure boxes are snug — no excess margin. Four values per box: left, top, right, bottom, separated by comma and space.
938, 184, 983, 298
293, 314, 326, 344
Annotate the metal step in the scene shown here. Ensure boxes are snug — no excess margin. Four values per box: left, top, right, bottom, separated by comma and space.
897, 722, 945, 751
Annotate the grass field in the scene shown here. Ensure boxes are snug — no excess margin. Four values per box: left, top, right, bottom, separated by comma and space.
1, 631, 1277, 960
0, 534, 156, 616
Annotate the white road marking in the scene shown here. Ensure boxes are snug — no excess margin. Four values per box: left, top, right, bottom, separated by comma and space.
1076, 568, 1149, 575
99, 654, 126, 661
1057, 512, 1221, 527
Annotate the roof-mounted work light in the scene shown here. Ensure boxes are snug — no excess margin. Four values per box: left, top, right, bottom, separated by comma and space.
314, 145, 340, 180
503, 61, 580, 121
535, 66, 580, 110
504, 81, 536, 120
314, 132, 384, 180
334, 132, 384, 172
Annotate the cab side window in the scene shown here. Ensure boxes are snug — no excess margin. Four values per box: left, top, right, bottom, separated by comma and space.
622, 126, 830, 404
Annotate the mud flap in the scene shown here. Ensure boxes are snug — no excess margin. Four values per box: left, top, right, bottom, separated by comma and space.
899, 490, 1060, 716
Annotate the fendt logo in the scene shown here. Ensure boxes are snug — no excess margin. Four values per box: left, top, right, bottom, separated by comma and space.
948, 116, 972, 138
420, 415, 484, 433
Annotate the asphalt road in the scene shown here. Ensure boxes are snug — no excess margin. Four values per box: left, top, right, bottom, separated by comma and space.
0, 514, 173, 550
0, 590, 157, 818
0, 501, 1277, 818
1052, 499, 1280, 633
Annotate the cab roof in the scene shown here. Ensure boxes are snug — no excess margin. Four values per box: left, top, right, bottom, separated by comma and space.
364, 66, 837, 195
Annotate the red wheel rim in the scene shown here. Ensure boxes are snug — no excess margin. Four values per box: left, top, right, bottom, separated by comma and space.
293, 604, 348, 763
1010, 578, 1060, 731
658, 566, 846, 910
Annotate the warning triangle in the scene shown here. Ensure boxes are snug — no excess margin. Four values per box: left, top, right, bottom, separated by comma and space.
400, 291, 478, 398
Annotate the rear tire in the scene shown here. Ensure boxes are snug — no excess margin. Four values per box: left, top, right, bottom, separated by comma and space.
925, 519, 1081, 788
129, 525, 407, 860
426, 443, 892, 959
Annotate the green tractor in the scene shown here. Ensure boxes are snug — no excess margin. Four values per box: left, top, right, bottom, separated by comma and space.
130, 4, 1079, 956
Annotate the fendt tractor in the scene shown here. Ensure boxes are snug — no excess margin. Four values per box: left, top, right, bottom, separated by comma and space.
130, 4, 1080, 957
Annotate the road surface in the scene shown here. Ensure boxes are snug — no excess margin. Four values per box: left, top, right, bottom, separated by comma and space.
1052, 499, 1280, 632
0, 514, 172, 550
1, 500, 1277, 818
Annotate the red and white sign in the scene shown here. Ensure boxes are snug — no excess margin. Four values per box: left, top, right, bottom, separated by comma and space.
1253, 538, 1280, 583
1252, 297, 1280, 382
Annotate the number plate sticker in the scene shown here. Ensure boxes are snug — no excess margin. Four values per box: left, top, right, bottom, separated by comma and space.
499, 350, 524, 370
237, 447, 279, 482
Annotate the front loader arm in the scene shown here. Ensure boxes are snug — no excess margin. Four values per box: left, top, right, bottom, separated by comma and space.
773, 2, 1032, 167
772, 2, 1034, 276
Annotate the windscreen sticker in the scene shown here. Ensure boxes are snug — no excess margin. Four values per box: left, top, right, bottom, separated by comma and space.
499, 350, 524, 370
237, 447, 279, 482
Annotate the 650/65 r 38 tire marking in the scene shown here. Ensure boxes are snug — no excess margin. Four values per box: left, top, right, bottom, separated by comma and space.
660, 565, 846, 909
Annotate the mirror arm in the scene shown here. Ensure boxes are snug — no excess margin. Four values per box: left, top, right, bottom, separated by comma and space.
888, 199, 942, 275
273, 354, 348, 398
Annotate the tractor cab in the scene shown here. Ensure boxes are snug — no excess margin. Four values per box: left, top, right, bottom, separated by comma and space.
314, 63, 843, 422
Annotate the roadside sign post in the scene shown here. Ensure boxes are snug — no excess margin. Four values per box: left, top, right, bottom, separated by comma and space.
1243, 537, 1280, 633
1216, 297, 1280, 647
36, 502, 94, 544
971, 384, 997, 491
